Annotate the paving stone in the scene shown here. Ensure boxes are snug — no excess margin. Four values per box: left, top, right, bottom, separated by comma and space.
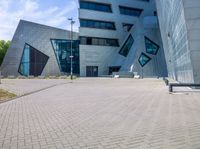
0, 78, 200, 149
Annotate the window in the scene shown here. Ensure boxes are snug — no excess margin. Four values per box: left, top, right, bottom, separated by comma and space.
80, 1, 112, 13
154, 11, 157, 16
119, 6, 143, 17
122, 23, 134, 32
145, 37, 159, 55
80, 36, 119, 47
51, 39, 80, 74
138, 52, 151, 67
80, 19, 116, 30
18, 44, 49, 76
109, 66, 121, 75
87, 37, 92, 45
119, 35, 134, 57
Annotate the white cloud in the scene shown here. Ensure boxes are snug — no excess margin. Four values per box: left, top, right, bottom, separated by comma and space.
0, 0, 79, 40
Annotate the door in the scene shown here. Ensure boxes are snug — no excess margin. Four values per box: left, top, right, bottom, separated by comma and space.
109, 66, 121, 75
86, 66, 98, 77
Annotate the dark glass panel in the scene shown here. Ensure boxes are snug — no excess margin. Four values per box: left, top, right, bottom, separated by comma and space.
109, 66, 121, 75
119, 6, 143, 17
18, 44, 49, 76
138, 52, 151, 67
80, 36, 119, 47
29, 47, 49, 76
86, 66, 98, 77
145, 37, 159, 55
119, 35, 134, 57
80, 19, 116, 30
80, 1, 112, 13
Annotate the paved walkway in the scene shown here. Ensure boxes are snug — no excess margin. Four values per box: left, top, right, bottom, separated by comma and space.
0, 79, 69, 96
0, 78, 200, 149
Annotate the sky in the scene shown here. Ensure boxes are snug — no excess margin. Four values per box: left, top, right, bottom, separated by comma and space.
0, 0, 79, 40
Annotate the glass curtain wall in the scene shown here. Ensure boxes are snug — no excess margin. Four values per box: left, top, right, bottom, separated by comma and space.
51, 39, 80, 74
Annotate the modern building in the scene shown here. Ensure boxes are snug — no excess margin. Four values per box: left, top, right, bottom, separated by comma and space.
1, 0, 200, 83
1, 20, 79, 77
79, 0, 167, 77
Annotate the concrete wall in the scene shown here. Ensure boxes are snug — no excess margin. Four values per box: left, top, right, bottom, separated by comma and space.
1, 20, 79, 76
112, 0, 167, 77
183, 0, 200, 83
79, 0, 131, 76
156, 0, 194, 83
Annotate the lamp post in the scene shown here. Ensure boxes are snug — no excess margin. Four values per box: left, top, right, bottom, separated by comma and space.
68, 18, 75, 80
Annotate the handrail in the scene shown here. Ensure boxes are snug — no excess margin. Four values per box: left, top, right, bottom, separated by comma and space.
169, 83, 200, 93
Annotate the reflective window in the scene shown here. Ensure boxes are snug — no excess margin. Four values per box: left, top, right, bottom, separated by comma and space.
80, 1, 112, 13
18, 44, 49, 76
119, 6, 143, 17
145, 37, 159, 55
138, 52, 151, 67
80, 19, 116, 30
80, 36, 119, 47
119, 35, 134, 57
51, 39, 80, 74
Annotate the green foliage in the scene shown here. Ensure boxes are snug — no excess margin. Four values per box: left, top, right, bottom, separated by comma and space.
0, 40, 10, 66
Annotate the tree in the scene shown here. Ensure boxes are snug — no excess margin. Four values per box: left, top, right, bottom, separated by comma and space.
0, 40, 10, 66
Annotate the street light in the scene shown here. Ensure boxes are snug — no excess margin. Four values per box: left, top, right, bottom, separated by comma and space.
68, 18, 75, 80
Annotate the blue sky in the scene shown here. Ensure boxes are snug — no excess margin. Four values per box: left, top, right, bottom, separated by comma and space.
0, 0, 79, 40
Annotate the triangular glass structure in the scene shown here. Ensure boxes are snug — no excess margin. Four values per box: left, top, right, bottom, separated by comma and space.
18, 43, 49, 76
145, 37, 159, 55
138, 52, 151, 67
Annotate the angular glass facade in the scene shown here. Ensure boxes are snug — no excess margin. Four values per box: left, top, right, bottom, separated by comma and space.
18, 44, 49, 76
138, 52, 151, 67
119, 35, 134, 57
51, 39, 80, 74
145, 37, 159, 55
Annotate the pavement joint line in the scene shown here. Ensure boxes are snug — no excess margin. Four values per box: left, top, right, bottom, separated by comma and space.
0, 82, 70, 104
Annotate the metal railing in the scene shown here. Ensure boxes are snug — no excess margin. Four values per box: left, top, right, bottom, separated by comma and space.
169, 83, 200, 93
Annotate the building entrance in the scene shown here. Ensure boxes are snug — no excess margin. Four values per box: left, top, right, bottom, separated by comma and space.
86, 66, 98, 77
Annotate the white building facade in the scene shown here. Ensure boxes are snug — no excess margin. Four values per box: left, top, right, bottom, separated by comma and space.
79, 0, 168, 77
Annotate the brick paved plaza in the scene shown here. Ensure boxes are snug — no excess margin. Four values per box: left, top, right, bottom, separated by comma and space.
0, 78, 200, 149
